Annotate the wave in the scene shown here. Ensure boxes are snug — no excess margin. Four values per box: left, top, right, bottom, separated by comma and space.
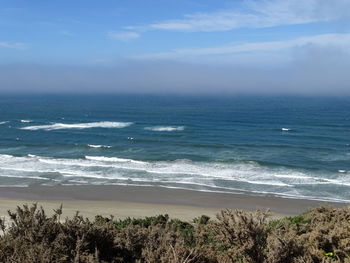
85, 155, 147, 164
0, 154, 14, 158
0, 174, 48, 180
88, 144, 112, 148
281, 128, 291, 131
20, 120, 32, 123
0, 153, 349, 202
0, 121, 9, 125
242, 180, 292, 187
145, 126, 185, 132
21, 121, 133, 131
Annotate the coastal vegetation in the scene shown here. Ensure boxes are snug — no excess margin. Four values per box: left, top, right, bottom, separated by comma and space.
0, 204, 349, 262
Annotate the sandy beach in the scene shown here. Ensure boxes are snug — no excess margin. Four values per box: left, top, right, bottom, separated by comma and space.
0, 185, 347, 221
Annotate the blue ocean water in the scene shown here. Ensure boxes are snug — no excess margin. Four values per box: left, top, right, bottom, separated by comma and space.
0, 95, 349, 202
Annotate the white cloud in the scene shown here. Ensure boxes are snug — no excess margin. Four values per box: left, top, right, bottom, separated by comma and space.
134, 33, 350, 60
0, 41, 26, 49
110, 0, 349, 41
107, 31, 140, 41
141, 0, 350, 32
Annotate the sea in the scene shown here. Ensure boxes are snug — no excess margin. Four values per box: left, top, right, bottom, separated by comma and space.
0, 95, 349, 203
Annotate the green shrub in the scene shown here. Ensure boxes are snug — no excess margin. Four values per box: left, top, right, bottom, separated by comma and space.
0, 204, 349, 262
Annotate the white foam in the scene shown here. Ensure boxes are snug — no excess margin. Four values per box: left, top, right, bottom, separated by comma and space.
0, 153, 349, 202
0, 121, 9, 125
145, 126, 185, 132
0, 167, 45, 173
281, 128, 291, 131
88, 144, 112, 148
38, 158, 108, 167
243, 180, 292, 187
338, 170, 347, 173
0, 185, 28, 188
0, 154, 14, 158
85, 155, 146, 164
20, 120, 32, 123
66, 179, 90, 184
21, 121, 133, 131
60, 172, 109, 180
0, 174, 47, 180
322, 178, 350, 186
273, 174, 310, 179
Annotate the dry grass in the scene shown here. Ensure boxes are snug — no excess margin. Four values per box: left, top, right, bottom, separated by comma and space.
0, 204, 349, 262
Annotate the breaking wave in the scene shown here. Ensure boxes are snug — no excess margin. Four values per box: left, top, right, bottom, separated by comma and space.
85, 155, 146, 164
145, 126, 185, 132
21, 121, 133, 131
0, 154, 349, 202
88, 144, 112, 148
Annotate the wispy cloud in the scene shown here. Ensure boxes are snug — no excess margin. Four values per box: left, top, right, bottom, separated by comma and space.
134, 33, 350, 60
107, 31, 140, 41
129, 0, 350, 33
59, 30, 74, 36
0, 41, 26, 49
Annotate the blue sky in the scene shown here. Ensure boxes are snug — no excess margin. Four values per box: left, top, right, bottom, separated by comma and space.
1, 0, 350, 94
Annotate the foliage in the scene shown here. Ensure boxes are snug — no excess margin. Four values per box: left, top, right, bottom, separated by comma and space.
0, 204, 349, 262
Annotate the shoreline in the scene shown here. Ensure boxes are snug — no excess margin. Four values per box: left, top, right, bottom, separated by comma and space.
0, 185, 347, 220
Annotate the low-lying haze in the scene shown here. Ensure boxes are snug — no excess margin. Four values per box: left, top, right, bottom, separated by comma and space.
0, 0, 349, 95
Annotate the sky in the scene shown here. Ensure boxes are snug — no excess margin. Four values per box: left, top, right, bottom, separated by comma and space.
0, 0, 350, 95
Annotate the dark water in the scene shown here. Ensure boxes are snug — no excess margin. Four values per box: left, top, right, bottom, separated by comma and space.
0, 95, 349, 202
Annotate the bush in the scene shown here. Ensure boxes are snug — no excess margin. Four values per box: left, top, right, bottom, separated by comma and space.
0, 204, 349, 262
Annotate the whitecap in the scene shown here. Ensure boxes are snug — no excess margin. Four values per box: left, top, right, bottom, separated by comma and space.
281, 128, 291, 131
0, 154, 14, 158
145, 126, 185, 132
20, 120, 32, 123
21, 121, 133, 130
85, 155, 146, 164
0, 121, 9, 125
88, 144, 112, 148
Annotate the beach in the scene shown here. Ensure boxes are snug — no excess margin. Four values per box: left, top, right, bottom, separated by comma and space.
1, 1, 350, 260
0, 185, 346, 221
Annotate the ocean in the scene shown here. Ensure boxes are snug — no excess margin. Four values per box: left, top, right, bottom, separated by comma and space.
0, 95, 349, 202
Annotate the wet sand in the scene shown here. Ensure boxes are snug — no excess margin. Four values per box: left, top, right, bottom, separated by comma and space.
0, 185, 347, 221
